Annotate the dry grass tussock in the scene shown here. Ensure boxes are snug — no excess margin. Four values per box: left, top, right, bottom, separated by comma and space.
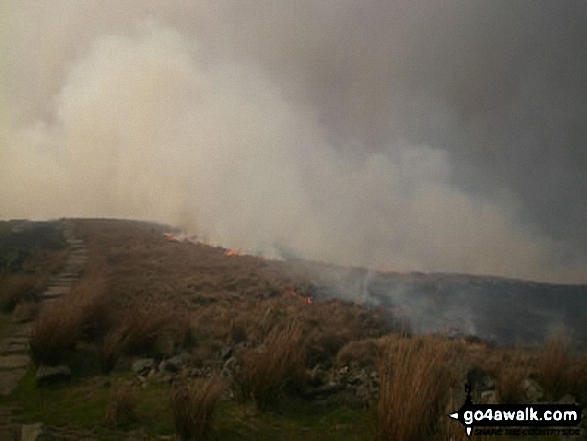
104, 384, 137, 427
171, 377, 226, 441
0, 273, 44, 312
30, 276, 113, 365
336, 338, 384, 370
234, 320, 305, 411
100, 305, 189, 372
496, 365, 527, 404
536, 335, 587, 400
374, 336, 464, 441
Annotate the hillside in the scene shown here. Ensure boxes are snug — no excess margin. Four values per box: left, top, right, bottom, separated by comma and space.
0, 218, 585, 440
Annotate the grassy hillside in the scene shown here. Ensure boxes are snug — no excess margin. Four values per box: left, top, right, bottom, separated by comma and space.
0, 219, 585, 440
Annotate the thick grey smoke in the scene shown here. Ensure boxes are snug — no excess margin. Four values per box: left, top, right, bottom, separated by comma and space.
1, 1, 586, 283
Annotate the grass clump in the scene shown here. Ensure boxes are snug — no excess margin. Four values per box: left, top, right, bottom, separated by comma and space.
496, 366, 526, 404
30, 276, 112, 365
374, 336, 459, 441
171, 377, 226, 441
234, 320, 305, 411
99, 305, 185, 372
104, 384, 137, 427
0, 274, 43, 312
535, 336, 586, 400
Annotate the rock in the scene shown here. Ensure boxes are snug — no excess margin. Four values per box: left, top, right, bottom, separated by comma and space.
302, 382, 345, 400
0, 354, 31, 370
307, 364, 327, 387
160, 354, 189, 374
480, 390, 498, 404
558, 394, 577, 405
21, 422, 53, 440
523, 378, 544, 402
166, 352, 190, 371
96, 378, 111, 388
131, 358, 154, 375
222, 356, 237, 378
219, 345, 233, 360
0, 368, 27, 396
35, 365, 71, 386
467, 366, 494, 391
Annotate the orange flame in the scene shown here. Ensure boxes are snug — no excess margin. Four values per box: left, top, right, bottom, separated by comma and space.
284, 287, 312, 305
224, 249, 238, 257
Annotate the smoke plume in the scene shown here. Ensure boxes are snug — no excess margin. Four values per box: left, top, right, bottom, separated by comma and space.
2, 1, 586, 283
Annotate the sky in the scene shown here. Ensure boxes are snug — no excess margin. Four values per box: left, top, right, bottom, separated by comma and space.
1, 0, 586, 283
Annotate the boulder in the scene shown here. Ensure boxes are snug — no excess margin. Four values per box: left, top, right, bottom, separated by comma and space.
558, 394, 577, 405
222, 356, 237, 378
21, 422, 53, 440
160, 352, 190, 374
219, 345, 233, 360
131, 358, 154, 375
480, 390, 498, 404
35, 365, 71, 386
523, 378, 544, 402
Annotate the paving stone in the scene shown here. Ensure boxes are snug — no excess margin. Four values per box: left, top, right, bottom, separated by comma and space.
12, 324, 34, 338
43, 286, 71, 294
0, 355, 31, 370
36, 365, 71, 386
0, 368, 27, 396
0, 340, 29, 355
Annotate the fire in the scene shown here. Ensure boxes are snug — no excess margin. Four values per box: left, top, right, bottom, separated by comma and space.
224, 249, 238, 257
284, 286, 313, 305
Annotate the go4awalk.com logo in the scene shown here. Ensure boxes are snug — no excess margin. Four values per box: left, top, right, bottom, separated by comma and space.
448, 384, 583, 437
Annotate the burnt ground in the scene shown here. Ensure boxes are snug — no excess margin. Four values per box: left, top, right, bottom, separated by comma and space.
290, 261, 587, 347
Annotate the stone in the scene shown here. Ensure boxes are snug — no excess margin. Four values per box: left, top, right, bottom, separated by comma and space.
0, 368, 27, 396
467, 366, 495, 391
219, 345, 233, 360
35, 365, 71, 386
21, 422, 53, 441
131, 358, 154, 375
523, 378, 544, 402
480, 390, 498, 404
222, 356, 237, 378
0, 339, 29, 355
302, 382, 345, 400
558, 394, 577, 404
167, 352, 190, 369
0, 354, 31, 370
96, 378, 111, 388
160, 352, 190, 374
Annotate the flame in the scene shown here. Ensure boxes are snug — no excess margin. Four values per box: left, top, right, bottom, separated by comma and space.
224, 249, 238, 257
284, 286, 312, 305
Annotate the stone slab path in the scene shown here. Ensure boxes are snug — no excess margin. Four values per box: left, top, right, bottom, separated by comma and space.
0, 220, 88, 439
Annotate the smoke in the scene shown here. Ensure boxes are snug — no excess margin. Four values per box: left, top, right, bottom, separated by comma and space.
2, 1, 586, 283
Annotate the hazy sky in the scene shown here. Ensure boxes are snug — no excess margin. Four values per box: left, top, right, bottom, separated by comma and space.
1, 1, 586, 283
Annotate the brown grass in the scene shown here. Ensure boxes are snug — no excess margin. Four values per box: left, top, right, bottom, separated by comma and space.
374, 336, 462, 441
104, 384, 137, 427
336, 338, 382, 370
496, 366, 527, 404
0, 274, 43, 312
30, 276, 112, 365
99, 305, 187, 372
234, 320, 305, 411
535, 336, 585, 400
171, 377, 226, 441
